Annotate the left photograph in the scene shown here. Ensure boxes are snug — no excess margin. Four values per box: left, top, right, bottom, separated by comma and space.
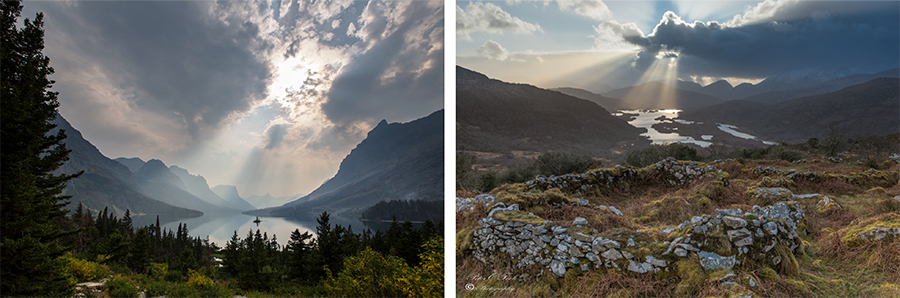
1, 0, 444, 297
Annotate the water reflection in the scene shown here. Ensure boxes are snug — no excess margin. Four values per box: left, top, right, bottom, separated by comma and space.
619, 109, 712, 147
133, 214, 376, 246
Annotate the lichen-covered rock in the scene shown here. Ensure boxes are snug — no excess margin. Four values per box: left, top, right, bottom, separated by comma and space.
698, 251, 738, 270
456, 194, 495, 212
815, 196, 842, 213
747, 187, 794, 205
840, 212, 900, 248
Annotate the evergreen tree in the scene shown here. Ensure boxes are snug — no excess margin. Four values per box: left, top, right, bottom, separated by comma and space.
285, 229, 314, 282
127, 227, 152, 273
1, 1, 82, 295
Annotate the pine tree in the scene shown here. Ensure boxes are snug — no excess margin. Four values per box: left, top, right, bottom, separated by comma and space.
1, 1, 82, 295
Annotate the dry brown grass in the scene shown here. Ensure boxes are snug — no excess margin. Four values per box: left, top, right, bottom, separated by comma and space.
559, 269, 665, 298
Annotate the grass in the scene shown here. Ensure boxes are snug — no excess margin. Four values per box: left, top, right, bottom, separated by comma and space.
457, 158, 900, 297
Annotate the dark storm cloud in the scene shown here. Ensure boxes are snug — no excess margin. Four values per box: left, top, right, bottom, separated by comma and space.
34, 1, 272, 138
603, 1, 899, 78
322, 1, 443, 128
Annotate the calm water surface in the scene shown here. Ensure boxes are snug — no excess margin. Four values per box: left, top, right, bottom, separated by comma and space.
133, 214, 375, 246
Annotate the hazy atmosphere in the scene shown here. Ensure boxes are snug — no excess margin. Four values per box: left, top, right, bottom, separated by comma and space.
457, 0, 899, 90
24, 0, 444, 198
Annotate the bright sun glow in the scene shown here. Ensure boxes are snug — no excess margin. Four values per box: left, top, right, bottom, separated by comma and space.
622, 53, 679, 108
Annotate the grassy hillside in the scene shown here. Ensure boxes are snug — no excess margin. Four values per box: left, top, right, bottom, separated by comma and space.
457, 147, 900, 297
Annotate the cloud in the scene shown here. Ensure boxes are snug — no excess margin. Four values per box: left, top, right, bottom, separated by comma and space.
457, 2, 541, 39
34, 2, 273, 140
321, 1, 443, 135
556, 0, 613, 21
263, 124, 288, 149
479, 40, 509, 61
602, 1, 899, 78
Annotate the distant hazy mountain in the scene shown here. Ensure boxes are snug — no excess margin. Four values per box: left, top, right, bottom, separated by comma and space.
741, 68, 900, 105
169, 165, 252, 211
50, 115, 202, 217
242, 193, 300, 209
456, 66, 645, 158
684, 78, 900, 142
248, 110, 444, 219
135, 159, 235, 214
210, 185, 257, 210
552, 87, 622, 112
603, 81, 724, 111
114, 157, 146, 173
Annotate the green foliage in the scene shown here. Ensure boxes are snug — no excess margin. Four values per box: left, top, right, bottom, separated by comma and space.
0, 1, 83, 295
477, 172, 499, 192
325, 247, 411, 298
534, 151, 600, 176
457, 151, 479, 190
626, 143, 701, 167
402, 237, 444, 298
63, 254, 112, 282
107, 275, 140, 298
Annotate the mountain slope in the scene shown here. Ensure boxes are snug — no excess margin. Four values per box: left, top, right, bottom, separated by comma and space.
210, 185, 258, 211
456, 66, 645, 158
684, 78, 900, 141
552, 87, 623, 112
603, 81, 724, 111
741, 68, 900, 104
50, 115, 202, 217
135, 160, 235, 214
114, 157, 146, 173
169, 166, 252, 211
248, 110, 444, 219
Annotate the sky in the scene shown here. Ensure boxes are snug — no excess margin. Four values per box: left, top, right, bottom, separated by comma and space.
23, 0, 444, 198
457, 0, 899, 90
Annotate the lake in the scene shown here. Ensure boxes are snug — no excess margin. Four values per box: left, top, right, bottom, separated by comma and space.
617, 109, 713, 147
133, 213, 380, 246
616, 109, 776, 147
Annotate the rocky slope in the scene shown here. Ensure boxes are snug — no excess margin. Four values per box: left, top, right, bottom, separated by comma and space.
50, 115, 201, 217
457, 157, 900, 297
248, 110, 443, 219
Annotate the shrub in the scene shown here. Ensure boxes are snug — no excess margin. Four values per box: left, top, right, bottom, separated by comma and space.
477, 172, 499, 192
106, 275, 139, 298
63, 254, 111, 282
534, 152, 600, 176
626, 144, 701, 167
324, 247, 411, 298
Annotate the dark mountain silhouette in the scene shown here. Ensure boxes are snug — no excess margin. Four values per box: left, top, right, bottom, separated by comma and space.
603, 81, 724, 111
684, 78, 900, 142
50, 115, 201, 217
211, 185, 258, 211
552, 87, 623, 112
135, 159, 236, 214
740, 68, 900, 104
114, 157, 146, 173
456, 66, 645, 157
247, 110, 444, 219
170, 166, 254, 211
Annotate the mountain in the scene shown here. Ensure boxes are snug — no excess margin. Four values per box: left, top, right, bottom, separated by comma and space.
552, 87, 623, 112
247, 110, 444, 219
169, 166, 253, 211
741, 68, 900, 105
242, 193, 300, 209
683, 78, 900, 142
211, 185, 258, 210
50, 115, 202, 217
114, 157, 146, 173
134, 159, 235, 214
456, 66, 646, 158
603, 81, 724, 111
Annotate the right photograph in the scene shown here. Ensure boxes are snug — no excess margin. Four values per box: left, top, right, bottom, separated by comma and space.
455, 1, 900, 297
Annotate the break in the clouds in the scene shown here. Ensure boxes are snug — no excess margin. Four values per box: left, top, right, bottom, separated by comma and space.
601, 1, 899, 78
457, 2, 541, 39
25, 0, 443, 197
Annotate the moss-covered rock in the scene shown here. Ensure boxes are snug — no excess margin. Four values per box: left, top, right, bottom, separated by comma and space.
840, 212, 900, 248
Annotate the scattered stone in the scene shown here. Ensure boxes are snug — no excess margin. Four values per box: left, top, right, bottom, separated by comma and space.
628, 260, 654, 273
674, 247, 688, 257
577, 198, 589, 206
698, 251, 738, 270
627, 238, 636, 247
646, 255, 666, 267
816, 196, 842, 213
550, 260, 566, 277
748, 276, 758, 288
723, 216, 748, 228
573, 217, 588, 226
602, 248, 623, 260
608, 206, 623, 216
621, 250, 634, 259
